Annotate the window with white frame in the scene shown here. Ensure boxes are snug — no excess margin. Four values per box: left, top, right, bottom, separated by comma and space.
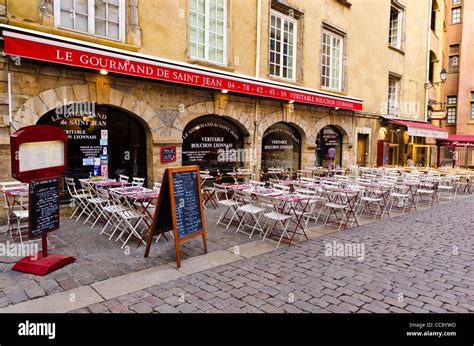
452, 0, 461, 5
269, 11, 297, 80
189, 0, 226, 64
446, 107, 456, 124
387, 76, 400, 115
321, 30, 343, 91
451, 7, 461, 24
54, 0, 125, 41
471, 92, 474, 120
447, 95, 457, 105
388, 4, 403, 49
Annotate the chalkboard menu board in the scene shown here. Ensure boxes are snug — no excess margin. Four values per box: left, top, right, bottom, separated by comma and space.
29, 177, 60, 238
172, 170, 203, 238
144, 166, 208, 268
160, 146, 176, 163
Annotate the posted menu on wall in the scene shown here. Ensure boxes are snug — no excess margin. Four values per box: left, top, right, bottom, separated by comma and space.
29, 177, 60, 238
172, 170, 203, 239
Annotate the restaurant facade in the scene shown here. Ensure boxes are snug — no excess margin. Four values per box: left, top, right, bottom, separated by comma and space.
0, 0, 434, 193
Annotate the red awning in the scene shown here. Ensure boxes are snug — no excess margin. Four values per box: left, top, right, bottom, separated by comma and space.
0, 25, 364, 111
437, 134, 474, 147
388, 119, 448, 139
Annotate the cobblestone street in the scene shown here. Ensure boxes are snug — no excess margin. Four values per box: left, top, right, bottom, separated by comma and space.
73, 196, 474, 313
0, 208, 252, 308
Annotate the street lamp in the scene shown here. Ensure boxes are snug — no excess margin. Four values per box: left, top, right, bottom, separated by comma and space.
424, 68, 448, 89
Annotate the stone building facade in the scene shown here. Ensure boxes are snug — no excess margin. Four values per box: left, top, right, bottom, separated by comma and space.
0, 0, 433, 188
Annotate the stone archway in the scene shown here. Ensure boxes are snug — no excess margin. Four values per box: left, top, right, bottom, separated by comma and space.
13, 84, 156, 182
313, 114, 355, 168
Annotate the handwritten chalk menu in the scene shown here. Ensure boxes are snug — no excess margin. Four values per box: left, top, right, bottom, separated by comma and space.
160, 146, 176, 162
172, 170, 203, 238
144, 166, 208, 268
29, 178, 60, 238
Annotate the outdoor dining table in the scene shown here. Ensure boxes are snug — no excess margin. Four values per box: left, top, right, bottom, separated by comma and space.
79, 178, 132, 188
321, 186, 360, 229
267, 193, 311, 246
126, 190, 160, 225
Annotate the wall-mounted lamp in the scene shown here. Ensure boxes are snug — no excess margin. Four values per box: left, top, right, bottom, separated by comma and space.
221, 89, 229, 94
381, 127, 387, 134
288, 100, 295, 104
99, 69, 108, 75
424, 68, 448, 89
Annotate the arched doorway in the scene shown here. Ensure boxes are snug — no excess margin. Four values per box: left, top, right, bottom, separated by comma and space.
182, 115, 244, 174
316, 125, 342, 168
261, 122, 301, 172
37, 104, 148, 181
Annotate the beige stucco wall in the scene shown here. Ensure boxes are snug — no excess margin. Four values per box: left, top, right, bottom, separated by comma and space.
0, 0, 433, 173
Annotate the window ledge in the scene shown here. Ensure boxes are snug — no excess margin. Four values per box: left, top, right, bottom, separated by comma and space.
186, 58, 235, 72
267, 75, 301, 86
319, 87, 347, 96
388, 45, 406, 55
336, 0, 352, 8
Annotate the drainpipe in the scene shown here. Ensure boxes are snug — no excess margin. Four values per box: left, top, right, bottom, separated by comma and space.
255, 0, 262, 78
8, 71, 12, 130
424, 0, 432, 123
253, 0, 262, 179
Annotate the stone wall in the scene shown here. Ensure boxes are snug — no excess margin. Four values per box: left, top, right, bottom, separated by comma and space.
0, 58, 382, 223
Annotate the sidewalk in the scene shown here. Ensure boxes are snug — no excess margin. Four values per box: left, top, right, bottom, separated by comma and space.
1, 196, 473, 312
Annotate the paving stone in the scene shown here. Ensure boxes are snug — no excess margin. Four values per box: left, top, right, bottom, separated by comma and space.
130, 302, 153, 313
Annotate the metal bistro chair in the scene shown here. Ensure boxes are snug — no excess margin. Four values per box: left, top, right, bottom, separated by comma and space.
261, 195, 294, 248
118, 174, 130, 184
233, 189, 266, 238
132, 177, 145, 187
214, 183, 241, 229
65, 177, 88, 221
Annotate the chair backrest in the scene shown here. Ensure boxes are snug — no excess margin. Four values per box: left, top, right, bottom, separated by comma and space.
213, 183, 230, 200
249, 180, 265, 187
272, 183, 290, 192
118, 174, 129, 183
153, 182, 162, 191
132, 177, 145, 187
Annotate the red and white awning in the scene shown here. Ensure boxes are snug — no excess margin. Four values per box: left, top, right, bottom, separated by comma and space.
437, 134, 474, 147
385, 118, 448, 139
1, 25, 363, 111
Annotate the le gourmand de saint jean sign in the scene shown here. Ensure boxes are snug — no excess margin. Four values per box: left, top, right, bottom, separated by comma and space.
3, 31, 363, 111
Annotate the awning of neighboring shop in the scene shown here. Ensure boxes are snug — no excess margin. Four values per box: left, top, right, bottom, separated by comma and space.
0, 24, 364, 111
382, 117, 449, 139
436, 134, 474, 147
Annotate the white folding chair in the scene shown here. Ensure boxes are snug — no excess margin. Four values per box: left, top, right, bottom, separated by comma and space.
234, 190, 265, 238
65, 177, 88, 220
261, 196, 294, 248
132, 177, 145, 187
118, 174, 130, 184
214, 183, 241, 229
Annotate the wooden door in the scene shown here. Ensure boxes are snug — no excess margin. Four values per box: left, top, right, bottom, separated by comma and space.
357, 134, 368, 166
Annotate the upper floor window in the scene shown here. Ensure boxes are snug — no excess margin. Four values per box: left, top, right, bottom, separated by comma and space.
189, 0, 227, 64
447, 96, 457, 105
451, 7, 461, 24
388, 3, 404, 50
470, 92, 474, 121
54, 0, 125, 41
452, 0, 461, 5
446, 107, 457, 124
321, 30, 343, 91
387, 75, 401, 115
269, 11, 297, 80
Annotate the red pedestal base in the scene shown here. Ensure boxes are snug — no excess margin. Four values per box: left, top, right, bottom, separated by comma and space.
12, 253, 75, 276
